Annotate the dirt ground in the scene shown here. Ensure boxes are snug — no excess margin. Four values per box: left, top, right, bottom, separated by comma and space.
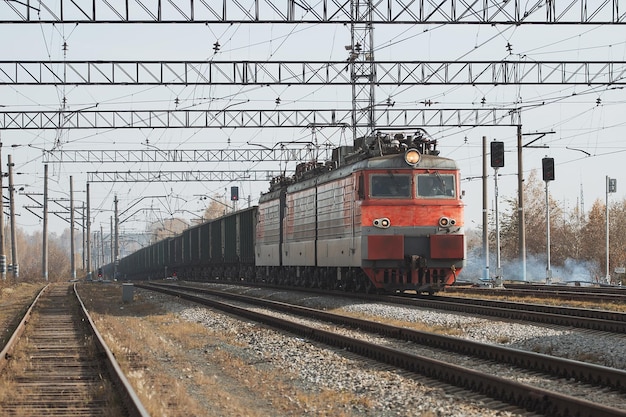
0, 282, 44, 348
78, 282, 372, 417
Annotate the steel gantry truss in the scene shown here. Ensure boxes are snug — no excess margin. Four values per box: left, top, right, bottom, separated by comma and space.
87, 170, 284, 183
1, 0, 625, 24
43, 147, 333, 164
2, 60, 626, 85
0, 108, 521, 130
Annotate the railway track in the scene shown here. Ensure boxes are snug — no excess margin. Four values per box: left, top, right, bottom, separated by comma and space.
389, 293, 626, 333
445, 285, 626, 304
139, 282, 626, 417
0, 283, 149, 417
190, 278, 626, 333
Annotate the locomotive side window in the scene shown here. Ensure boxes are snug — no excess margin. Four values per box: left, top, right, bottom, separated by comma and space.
357, 174, 365, 200
370, 174, 412, 198
417, 173, 456, 198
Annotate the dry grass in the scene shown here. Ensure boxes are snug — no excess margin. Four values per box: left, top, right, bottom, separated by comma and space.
0, 282, 45, 347
447, 291, 626, 312
531, 343, 605, 365
78, 283, 376, 417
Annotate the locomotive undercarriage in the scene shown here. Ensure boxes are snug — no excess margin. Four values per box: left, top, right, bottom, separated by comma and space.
249, 265, 454, 294
176, 262, 454, 295
367, 267, 454, 295
252, 265, 372, 292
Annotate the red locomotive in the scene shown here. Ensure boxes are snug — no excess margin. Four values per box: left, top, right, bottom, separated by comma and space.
255, 129, 465, 294
117, 130, 465, 294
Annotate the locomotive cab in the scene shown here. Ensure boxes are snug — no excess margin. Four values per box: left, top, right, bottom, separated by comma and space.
358, 137, 465, 294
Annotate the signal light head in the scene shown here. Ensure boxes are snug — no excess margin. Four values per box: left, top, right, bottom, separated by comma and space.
490, 141, 505, 168
542, 157, 555, 182
230, 186, 239, 201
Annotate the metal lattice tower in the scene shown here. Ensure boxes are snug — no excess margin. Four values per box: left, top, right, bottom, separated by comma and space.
349, 0, 376, 141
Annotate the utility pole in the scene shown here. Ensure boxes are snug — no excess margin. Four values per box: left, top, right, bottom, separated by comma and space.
42, 164, 48, 281
100, 225, 105, 271
110, 216, 113, 265
516, 124, 526, 281
0, 142, 5, 281
482, 136, 489, 282
7, 154, 18, 280
86, 182, 91, 279
82, 203, 85, 270
70, 176, 76, 279
544, 167, 551, 284
114, 194, 119, 281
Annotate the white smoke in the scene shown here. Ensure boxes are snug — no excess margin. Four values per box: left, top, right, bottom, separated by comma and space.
461, 247, 599, 284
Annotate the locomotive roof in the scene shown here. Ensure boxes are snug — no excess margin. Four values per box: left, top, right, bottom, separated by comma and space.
261, 151, 458, 198
320, 152, 458, 184
359, 152, 458, 171
261, 130, 461, 198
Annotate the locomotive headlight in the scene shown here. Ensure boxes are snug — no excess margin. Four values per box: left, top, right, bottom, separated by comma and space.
404, 148, 421, 166
438, 217, 457, 228
373, 218, 391, 229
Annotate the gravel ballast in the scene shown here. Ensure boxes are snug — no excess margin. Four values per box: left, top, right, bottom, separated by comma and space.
84, 282, 626, 416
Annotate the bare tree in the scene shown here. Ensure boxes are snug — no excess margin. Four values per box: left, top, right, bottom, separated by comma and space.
496, 170, 595, 280
10, 229, 74, 282
202, 195, 229, 220
609, 200, 626, 273
146, 218, 189, 241
580, 200, 607, 279
498, 171, 562, 259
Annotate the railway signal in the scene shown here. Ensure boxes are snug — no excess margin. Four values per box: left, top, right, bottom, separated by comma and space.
542, 157, 556, 283
490, 141, 505, 168
491, 141, 504, 286
608, 178, 617, 193
606, 176, 617, 284
542, 157, 555, 181
230, 186, 239, 201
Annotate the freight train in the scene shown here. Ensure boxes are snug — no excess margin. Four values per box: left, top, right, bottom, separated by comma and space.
116, 130, 466, 294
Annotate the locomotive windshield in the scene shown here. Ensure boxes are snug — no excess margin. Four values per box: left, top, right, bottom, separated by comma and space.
370, 174, 412, 198
417, 173, 456, 198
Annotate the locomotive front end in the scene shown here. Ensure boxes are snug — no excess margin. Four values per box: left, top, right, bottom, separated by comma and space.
360, 142, 465, 294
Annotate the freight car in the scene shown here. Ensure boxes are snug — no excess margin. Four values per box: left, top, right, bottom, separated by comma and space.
117, 206, 257, 282
116, 130, 466, 294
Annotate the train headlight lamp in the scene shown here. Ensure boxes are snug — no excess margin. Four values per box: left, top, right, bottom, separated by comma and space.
373, 218, 390, 229
438, 217, 456, 228
404, 148, 421, 166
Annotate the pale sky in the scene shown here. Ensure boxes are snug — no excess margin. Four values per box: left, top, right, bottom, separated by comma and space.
1, 13, 625, 238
